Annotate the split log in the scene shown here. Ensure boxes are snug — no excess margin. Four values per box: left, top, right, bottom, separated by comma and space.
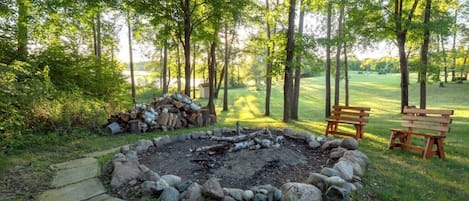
195, 143, 230, 152
233, 140, 255, 151
211, 129, 265, 143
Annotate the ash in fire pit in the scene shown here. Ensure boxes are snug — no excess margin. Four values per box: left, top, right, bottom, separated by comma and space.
104, 127, 369, 201
140, 128, 330, 189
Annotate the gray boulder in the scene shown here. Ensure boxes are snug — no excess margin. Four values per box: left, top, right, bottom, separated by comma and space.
125, 151, 138, 162
330, 147, 347, 159
305, 172, 328, 191
156, 179, 170, 191
254, 193, 267, 201
161, 174, 182, 187
135, 139, 154, 153
280, 182, 322, 201
160, 187, 180, 201
202, 178, 225, 199
340, 138, 359, 150
321, 139, 342, 151
141, 181, 158, 195
224, 188, 244, 201
326, 185, 351, 201
325, 176, 346, 187
334, 160, 354, 181
223, 196, 237, 201
242, 190, 255, 200
140, 170, 160, 182
111, 159, 142, 188
181, 182, 202, 201
320, 167, 340, 177
308, 139, 321, 149
120, 145, 130, 154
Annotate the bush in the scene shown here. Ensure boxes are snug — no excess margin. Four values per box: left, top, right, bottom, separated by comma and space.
0, 53, 129, 153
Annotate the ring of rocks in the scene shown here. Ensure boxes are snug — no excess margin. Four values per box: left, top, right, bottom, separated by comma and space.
102, 127, 369, 201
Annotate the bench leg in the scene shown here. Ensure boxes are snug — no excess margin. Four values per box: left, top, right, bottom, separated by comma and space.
423, 137, 435, 159
389, 131, 406, 149
436, 139, 446, 160
354, 125, 361, 139
325, 122, 337, 137
388, 131, 397, 149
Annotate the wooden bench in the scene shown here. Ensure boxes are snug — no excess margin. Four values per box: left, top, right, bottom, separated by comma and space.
388, 106, 454, 159
325, 105, 371, 139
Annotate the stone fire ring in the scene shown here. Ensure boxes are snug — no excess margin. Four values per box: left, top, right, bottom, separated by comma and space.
107, 128, 368, 201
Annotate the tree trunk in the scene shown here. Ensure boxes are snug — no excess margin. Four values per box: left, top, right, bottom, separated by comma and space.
292, 0, 305, 120
283, 0, 296, 123
397, 35, 409, 113
17, 0, 28, 61
127, 11, 136, 105
183, 0, 192, 96
163, 43, 169, 94
265, 0, 272, 116
420, 0, 431, 110
325, 2, 332, 117
440, 35, 448, 83
96, 12, 102, 60
334, 1, 345, 106
344, 41, 349, 106
394, 0, 419, 113
177, 43, 182, 92
215, 63, 224, 98
223, 24, 230, 112
451, 9, 458, 81
193, 43, 197, 99
208, 41, 217, 115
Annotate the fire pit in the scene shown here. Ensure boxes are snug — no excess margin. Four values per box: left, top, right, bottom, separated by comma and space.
102, 127, 368, 201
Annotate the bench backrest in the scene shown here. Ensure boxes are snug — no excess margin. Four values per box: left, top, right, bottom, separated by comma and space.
330, 105, 371, 123
401, 106, 454, 136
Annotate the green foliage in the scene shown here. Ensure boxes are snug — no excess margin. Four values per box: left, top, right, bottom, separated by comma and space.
0, 54, 128, 153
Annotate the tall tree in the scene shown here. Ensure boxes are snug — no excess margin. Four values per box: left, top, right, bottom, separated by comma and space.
291, 0, 305, 120
163, 44, 169, 94
325, 1, 332, 117
127, 10, 136, 105
393, 0, 420, 113
17, 0, 29, 61
451, 8, 458, 81
420, 0, 431, 109
283, 0, 296, 122
208, 41, 217, 115
344, 41, 349, 106
334, 1, 345, 106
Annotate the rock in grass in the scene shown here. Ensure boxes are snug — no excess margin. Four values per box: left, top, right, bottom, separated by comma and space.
325, 185, 351, 201
340, 138, 359, 150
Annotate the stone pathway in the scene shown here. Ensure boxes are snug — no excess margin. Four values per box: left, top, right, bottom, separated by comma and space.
39, 148, 124, 201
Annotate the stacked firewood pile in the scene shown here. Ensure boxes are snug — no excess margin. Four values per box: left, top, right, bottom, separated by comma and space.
106, 93, 216, 134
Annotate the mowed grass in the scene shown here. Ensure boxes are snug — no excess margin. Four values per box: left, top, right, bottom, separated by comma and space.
205, 72, 469, 201
0, 72, 468, 200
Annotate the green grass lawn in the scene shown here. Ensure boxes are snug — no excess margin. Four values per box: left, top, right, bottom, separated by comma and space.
1, 72, 468, 200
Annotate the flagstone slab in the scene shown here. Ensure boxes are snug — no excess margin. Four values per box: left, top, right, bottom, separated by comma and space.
86, 194, 125, 201
39, 178, 105, 201
50, 157, 98, 171
51, 160, 100, 187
